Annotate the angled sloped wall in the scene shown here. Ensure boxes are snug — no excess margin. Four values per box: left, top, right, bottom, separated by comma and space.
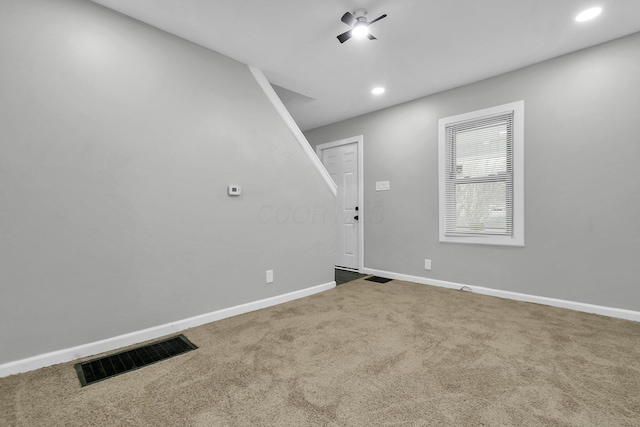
0, 0, 335, 368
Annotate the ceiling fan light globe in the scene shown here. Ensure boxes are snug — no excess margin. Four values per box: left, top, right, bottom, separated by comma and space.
352, 23, 369, 39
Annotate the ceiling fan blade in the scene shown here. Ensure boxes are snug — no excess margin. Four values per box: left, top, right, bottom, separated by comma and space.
341, 12, 356, 27
368, 14, 387, 25
337, 30, 352, 43
367, 33, 377, 41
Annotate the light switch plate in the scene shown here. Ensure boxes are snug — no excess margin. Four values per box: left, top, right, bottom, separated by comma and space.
376, 181, 390, 191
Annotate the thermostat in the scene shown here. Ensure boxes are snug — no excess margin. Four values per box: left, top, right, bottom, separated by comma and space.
228, 185, 241, 196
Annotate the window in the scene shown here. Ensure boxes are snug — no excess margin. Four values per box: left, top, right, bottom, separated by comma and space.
438, 101, 524, 246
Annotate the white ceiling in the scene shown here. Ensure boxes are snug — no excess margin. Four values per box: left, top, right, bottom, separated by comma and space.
90, 0, 640, 131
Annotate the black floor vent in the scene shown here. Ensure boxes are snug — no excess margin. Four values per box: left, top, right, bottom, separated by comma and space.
74, 335, 197, 386
366, 276, 393, 283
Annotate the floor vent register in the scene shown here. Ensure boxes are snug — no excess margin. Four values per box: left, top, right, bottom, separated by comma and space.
74, 334, 197, 386
365, 276, 393, 283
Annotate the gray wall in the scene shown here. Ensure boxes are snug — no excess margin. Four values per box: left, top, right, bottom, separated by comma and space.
306, 32, 640, 312
0, 0, 334, 365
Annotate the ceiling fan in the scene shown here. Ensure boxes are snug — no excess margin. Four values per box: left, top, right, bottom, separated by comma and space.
337, 8, 387, 43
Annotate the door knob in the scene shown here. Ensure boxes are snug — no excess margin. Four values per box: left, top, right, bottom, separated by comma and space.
354, 215, 359, 220
355, 206, 359, 211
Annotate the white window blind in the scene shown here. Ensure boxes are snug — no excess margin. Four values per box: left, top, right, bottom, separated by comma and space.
445, 112, 513, 236
438, 101, 524, 246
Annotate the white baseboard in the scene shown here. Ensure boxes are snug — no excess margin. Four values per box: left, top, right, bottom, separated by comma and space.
362, 268, 640, 323
0, 281, 336, 378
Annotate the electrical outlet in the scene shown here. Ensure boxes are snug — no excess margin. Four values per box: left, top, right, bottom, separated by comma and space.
424, 259, 432, 270
266, 270, 274, 284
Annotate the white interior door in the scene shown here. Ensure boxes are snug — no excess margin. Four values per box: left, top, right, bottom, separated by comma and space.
319, 142, 359, 270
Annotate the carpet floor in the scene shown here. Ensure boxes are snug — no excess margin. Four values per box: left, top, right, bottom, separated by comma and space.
1, 279, 639, 426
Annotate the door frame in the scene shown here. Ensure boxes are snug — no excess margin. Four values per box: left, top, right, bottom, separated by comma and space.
316, 135, 364, 272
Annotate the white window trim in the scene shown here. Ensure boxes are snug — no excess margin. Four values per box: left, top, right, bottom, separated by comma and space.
438, 101, 525, 247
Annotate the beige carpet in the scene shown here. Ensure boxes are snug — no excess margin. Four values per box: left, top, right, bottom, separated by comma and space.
1, 279, 639, 426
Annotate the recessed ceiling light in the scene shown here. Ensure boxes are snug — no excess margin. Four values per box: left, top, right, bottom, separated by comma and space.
372, 87, 385, 95
575, 7, 602, 22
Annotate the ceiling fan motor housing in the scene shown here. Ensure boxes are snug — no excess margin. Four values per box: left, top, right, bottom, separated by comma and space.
353, 8, 367, 19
